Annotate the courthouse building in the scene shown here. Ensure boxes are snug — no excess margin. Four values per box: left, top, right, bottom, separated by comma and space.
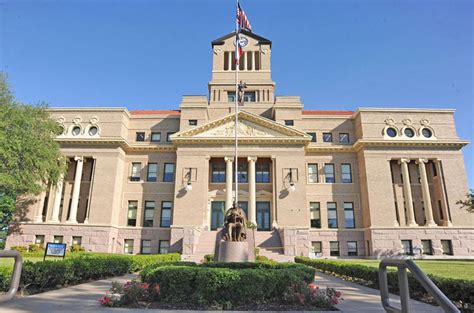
6, 30, 473, 260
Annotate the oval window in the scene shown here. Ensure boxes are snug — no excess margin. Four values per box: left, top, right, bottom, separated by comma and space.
88, 126, 98, 136
386, 127, 397, 138
422, 128, 432, 138
404, 128, 415, 138
71, 126, 81, 136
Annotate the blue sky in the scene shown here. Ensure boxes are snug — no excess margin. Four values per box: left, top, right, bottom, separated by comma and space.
1, 0, 472, 188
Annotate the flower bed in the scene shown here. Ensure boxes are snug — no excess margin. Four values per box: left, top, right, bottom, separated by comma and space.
98, 262, 343, 310
0, 253, 181, 294
295, 257, 473, 312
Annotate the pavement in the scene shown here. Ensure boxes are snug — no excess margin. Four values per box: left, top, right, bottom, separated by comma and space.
0, 271, 443, 312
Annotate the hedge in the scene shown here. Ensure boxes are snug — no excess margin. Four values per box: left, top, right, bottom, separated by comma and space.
0, 253, 181, 294
140, 262, 316, 306
295, 257, 473, 311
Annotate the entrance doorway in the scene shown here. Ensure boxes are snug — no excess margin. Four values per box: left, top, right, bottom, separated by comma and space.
210, 201, 225, 230
256, 201, 270, 231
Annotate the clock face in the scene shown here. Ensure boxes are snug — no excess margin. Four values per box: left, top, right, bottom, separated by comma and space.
235, 36, 249, 48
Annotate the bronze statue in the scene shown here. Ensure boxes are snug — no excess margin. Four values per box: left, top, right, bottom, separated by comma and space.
222, 202, 247, 242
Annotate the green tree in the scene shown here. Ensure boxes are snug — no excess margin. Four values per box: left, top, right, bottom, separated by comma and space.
0, 73, 66, 233
456, 189, 474, 213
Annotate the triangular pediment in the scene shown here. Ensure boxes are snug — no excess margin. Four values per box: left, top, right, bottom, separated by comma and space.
172, 111, 310, 145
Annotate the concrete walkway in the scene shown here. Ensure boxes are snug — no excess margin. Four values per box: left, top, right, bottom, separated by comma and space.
314, 271, 443, 313
0, 272, 442, 312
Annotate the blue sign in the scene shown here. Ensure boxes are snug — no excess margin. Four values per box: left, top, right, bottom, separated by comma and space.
44, 242, 67, 260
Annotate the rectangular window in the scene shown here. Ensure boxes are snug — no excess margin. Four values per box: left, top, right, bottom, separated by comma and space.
160, 201, 172, 227
53, 235, 63, 243
147, 163, 158, 182
163, 163, 175, 182
307, 132, 317, 143
143, 201, 155, 227
151, 132, 161, 142
284, 120, 294, 126
307, 163, 318, 183
236, 162, 248, 183
441, 240, 453, 255
188, 119, 197, 126
166, 132, 175, 142
159, 240, 170, 254
124, 239, 134, 254
401, 240, 413, 255
323, 132, 333, 142
347, 241, 358, 256
211, 201, 225, 230
141, 240, 151, 254
432, 162, 438, 177
327, 202, 338, 228
72, 236, 82, 246
136, 132, 145, 142
256, 161, 270, 183
127, 201, 138, 226
421, 240, 432, 255
130, 162, 141, 181
311, 241, 322, 255
228, 91, 256, 103
211, 161, 226, 183
344, 202, 355, 228
310, 202, 321, 228
35, 235, 45, 245
339, 133, 350, 144
341, 163, 352, 183
330, 241, 339, 256
324, 163, 335, 183
437, 200, 444, 220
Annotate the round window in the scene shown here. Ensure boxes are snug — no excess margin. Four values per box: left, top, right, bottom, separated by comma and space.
421, 128, 432, 138
386, 127, 397, 138
404, 128, 415, 138
71, 126, 81, 136
88, 126, 98, 136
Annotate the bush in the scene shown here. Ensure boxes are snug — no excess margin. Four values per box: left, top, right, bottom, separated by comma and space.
10, 246, 27, 253
70, 244, 85, 253
27, 244, 44, 253
140, 262, 319, 308
295, 257, 473, 311
202, 254, 214, 263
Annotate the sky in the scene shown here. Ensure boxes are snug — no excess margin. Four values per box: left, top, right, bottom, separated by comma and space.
1, 0, 472, 188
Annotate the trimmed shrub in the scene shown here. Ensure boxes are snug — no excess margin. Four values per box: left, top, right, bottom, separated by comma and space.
27, 244, 44, 253
295, 257, 473, 311
10, 246, 27, 253
69, 244, 85, 253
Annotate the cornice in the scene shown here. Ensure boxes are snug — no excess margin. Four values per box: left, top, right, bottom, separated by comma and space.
49, 107, 131, 117
55, 138, 176, 152
353, 139, 469, 151
172, 137, 308, 145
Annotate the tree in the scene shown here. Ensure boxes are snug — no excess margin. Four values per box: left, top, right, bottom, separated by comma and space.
456, 189, 474, 213
0, 73, 66, 232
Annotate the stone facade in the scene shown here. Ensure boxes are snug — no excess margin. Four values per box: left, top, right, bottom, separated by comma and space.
6, 30, 473, 259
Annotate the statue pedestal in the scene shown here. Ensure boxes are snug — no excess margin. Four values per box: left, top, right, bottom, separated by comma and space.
218, 241, 249, 262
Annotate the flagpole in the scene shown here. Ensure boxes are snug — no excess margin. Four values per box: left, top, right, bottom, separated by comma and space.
234, 0, 239, 208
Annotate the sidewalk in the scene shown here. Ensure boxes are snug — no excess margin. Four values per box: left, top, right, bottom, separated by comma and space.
0, 272, 443, 312
314, 271, 443, 313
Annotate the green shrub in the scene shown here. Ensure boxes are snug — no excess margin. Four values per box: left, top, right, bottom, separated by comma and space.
202, 254, 214, 263
127, 253, 181, 272
295, 257, 473, 311
27, 244, 44, 253
70, 244, 85, 253
10, 246, 27, 253
140, 262, 317, 307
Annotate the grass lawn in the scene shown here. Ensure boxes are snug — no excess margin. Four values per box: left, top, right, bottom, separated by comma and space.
335, 259, 474, 281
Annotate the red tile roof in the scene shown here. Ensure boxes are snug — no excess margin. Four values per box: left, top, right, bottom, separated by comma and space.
130, 110, 181, 115
302, 110, 354, 116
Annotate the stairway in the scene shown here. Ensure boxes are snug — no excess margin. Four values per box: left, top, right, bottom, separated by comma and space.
182, 230, 220, 263
254, 230, 294, 262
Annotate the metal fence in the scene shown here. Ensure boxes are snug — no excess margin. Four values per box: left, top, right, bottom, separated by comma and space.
0, 250, 23, 303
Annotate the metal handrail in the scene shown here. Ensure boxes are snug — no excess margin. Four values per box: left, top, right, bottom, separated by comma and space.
378, 259, 459, 313
0, 250, 23, 303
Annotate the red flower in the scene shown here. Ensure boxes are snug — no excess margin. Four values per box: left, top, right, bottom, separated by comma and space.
98, 295, 111, 305
308, 283, 317, 289
335, 291, 342, 298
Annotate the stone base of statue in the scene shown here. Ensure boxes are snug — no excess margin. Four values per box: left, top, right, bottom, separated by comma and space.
218, 241, 249, 262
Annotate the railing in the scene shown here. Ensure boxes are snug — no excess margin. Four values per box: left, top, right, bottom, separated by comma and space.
378, 259, 459, 313
0, 250, 23, 303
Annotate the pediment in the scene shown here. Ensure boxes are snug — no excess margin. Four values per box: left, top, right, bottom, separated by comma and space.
172, 111, 310, 145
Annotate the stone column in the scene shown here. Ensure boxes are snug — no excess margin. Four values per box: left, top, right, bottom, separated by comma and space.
34, 191, 46, 223
417, 158, 436, 226
225, 157, 234, 210
67, 156, 83, 224
50, 174, 64, 223
399, 158, 417, 227
251, 51, 255, 71
434, 160, 452, 226
248, 156, 257, 224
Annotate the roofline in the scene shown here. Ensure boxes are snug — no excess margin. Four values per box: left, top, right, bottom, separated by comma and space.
49, 107, 131, 117
212, 30, 272, 47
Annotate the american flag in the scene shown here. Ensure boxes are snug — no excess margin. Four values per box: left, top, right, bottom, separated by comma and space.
237, 3, 252, 32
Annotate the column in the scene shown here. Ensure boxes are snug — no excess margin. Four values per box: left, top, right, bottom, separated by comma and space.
434, 160, 452, 226
399, 158, 417, 226
34, 191, 46, 223
417, 158, 436, 227
251, 51, 255, 71
248, 156, 257, 224
50, 174, 64, 223
225, 157, 234, 210
67, 156, 84, 223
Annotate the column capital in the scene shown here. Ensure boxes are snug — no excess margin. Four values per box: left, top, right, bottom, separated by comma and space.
398, 158, 410, 165
224, 156, 234, 162
247, 156, 258, 163
415, 158, 429, 164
